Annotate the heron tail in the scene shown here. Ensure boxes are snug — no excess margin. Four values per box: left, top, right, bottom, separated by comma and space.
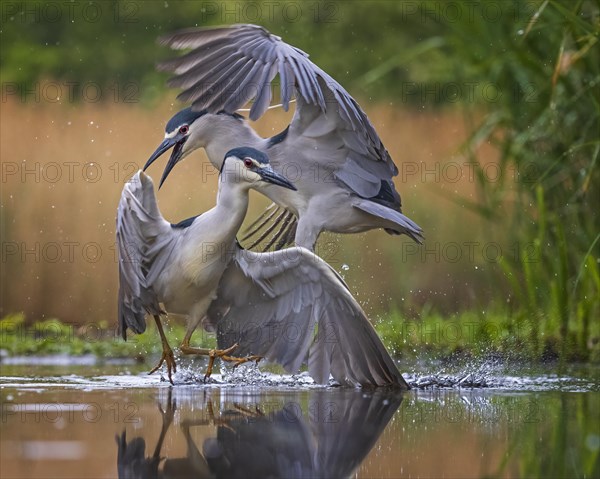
352, 199, 424, 244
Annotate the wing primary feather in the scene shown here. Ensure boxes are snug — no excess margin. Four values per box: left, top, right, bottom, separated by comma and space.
245, 207, 288, 250
158, 42, 237, 75
116, 171, 174, 341
262, 211, 294, 251
223, 61, 266, 112
249, 63, 277, 120
177, 55, 248, 104
240, 204, 281, 242
202, 61, 257, 112
164, 44, 242, 85
274, 217, 297, 250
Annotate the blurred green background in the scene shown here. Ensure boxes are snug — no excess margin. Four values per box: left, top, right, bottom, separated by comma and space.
1, 0, 598, 362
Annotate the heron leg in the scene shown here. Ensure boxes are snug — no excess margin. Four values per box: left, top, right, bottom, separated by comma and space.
179, 334, 237, 381
179, 334, 262, 381
205, 349, 262, 380
148, 315, 177, 385
203, 344, 239, 381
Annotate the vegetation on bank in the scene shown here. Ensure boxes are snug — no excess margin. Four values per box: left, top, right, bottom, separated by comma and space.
0, 313, 203, 360
2, 312, 598, 364
437, 0, 600, 362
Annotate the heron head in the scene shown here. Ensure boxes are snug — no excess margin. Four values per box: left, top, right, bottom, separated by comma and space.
143, 107, 208, 188
222, 147, 297, 191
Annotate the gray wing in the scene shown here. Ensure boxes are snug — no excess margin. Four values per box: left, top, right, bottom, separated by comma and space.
157, 24, 400, 204
280, 76, 399, 201
116, 170, 176, 339
205, 246, 408, 388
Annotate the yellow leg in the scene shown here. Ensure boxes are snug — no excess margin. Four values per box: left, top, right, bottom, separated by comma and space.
148, 315, 177, 385
179, 334, 262, 382
222, 354, 263, 370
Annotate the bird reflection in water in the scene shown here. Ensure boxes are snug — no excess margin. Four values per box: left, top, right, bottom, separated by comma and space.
116, 388, 403, 478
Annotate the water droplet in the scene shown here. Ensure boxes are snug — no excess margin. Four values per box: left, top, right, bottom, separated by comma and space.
341, 264, 350, 271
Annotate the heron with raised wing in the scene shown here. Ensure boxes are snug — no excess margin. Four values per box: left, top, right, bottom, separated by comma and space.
144, 24, 423, 251
117, 147, 409, 388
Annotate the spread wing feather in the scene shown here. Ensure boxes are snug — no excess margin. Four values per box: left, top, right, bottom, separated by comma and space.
158, 24, 401, 205
116, 171, 177, 338
205, 246, 408, 388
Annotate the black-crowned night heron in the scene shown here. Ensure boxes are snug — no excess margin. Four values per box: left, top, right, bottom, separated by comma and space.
143, 24, 423, 251
117, 147, 408, 388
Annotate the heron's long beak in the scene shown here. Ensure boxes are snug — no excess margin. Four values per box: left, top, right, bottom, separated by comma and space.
144, 138, 178, 171
258, 166, 297, 191
144, 137, 187, 189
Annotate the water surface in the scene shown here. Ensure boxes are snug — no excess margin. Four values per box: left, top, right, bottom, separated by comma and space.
1, 363, 599, 478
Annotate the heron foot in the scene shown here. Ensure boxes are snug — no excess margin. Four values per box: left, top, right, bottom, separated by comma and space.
201, 344, 262, 381
202, 344, 239, 382
223, 354, 263, 370
149, 346, 177, 385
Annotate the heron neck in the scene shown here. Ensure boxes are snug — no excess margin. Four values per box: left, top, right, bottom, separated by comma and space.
178, 178, 249, 279
203, 116, 262, 169
198, 177, 250, 246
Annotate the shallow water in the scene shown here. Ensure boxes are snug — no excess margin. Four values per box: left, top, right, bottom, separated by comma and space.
1, 362, 599, 478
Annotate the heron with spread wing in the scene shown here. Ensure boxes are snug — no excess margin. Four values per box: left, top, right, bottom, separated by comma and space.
143, 24, 423, 251
117, 147, 409, 388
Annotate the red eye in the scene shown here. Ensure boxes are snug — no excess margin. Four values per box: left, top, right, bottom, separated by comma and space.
179, 125, 189, 135
243, 158, 253, 168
